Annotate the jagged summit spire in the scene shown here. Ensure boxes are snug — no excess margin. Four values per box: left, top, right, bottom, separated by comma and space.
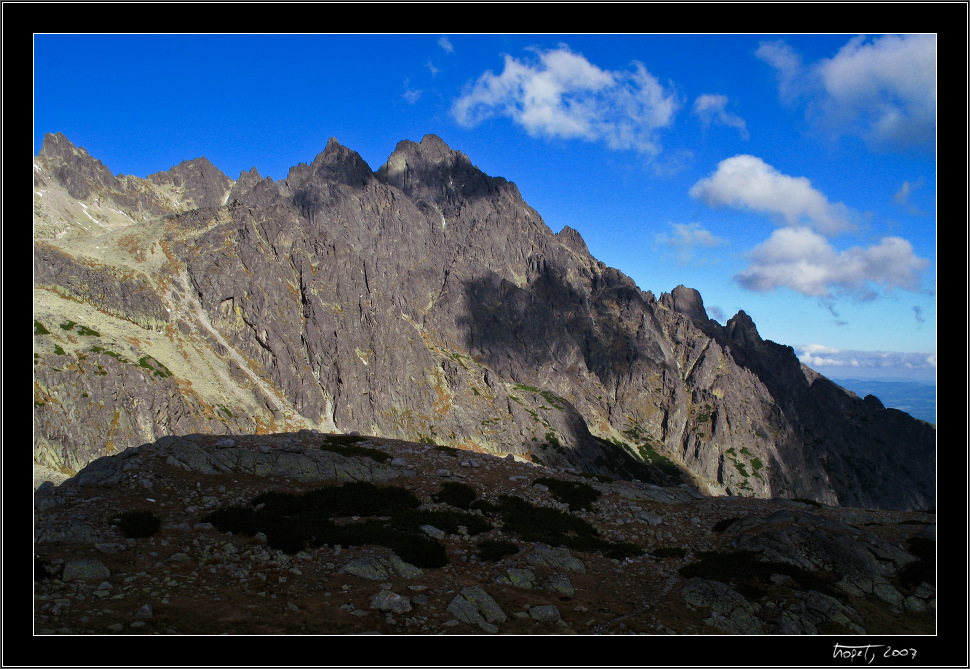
376, 134, 510, 201
667, 285, 709, 322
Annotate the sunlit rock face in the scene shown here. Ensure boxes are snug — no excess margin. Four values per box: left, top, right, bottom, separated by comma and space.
32, 133, 935, 510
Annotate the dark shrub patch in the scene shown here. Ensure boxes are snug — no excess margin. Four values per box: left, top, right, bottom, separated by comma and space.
604, 541, 643, 560
651, 546, 687, 559
321, 434, 368, 446
384, 531, 449, 568
432, 481, 479, 509
898, 536, 935, 589
35, 556, 54, 581
115, 510, 162, 538
679, 550, 833, 600
300, 481, 420, 517
470, 498, 500, 514
317, 437, 389, 463
203, 504, 262, 536
533, 477, 601, 512
478, 540, 520, 562
250, 491, 304, 516
791, 497, 823, 508
203, 482, 445, 564
390, 508, 493, 536
496, 494, 600, 546
493, 494, 642, 557
711, 517, 741, 533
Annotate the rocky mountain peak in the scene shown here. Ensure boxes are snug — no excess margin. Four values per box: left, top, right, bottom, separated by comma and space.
38, 132, 83, 162
555, 225, 591, 257
306, 137, 374, 187
665, 284, 709, 322
148, 157, 233, 209
376, 134, 509, 201
725, 309, 763, 346
36, 132, 122, 200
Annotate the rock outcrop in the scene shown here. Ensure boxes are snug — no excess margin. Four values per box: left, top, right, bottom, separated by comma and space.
32, 133, 936, 511
32, 433, 936, 638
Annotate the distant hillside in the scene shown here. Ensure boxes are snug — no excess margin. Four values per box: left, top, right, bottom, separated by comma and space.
830, 378, 936, 425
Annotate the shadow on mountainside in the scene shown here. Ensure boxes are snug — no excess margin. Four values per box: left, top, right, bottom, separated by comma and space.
455, 260, 643, 391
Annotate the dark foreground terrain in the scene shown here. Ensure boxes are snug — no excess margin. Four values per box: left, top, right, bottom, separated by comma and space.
33, 431, 937, 644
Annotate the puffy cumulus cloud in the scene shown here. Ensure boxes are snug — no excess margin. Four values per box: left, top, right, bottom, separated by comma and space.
654, 222, 728, 264
734, 227, 930, 297
759, 35, 936, 152
691, 94, 749, 139
690, 155, 855, 235
451, 46, 679, 156
796, 345, 937, 372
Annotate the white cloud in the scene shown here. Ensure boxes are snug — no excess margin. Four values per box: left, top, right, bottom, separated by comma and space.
758, 35, 936, 152
691, 94, 749, 139
654, 222, 727, 264
893, 177, 925, 214
689, 154, 855, 235
402, 79, 422, 105
734, 227, 930, 297
755, 40, 805, 104
439, 36, 454, 54
796, 345, 937, 371
426, 60, 441, 77
451, 45, 679, 156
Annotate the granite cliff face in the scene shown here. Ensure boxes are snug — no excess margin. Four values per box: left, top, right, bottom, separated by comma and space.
32, 133, 936, 510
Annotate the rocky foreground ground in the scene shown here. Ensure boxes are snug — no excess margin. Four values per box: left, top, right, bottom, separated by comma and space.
33, 431, 937, 645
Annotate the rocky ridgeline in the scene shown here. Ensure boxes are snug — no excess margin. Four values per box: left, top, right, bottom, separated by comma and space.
33, 132, 935, 512
34, 432, 936, 636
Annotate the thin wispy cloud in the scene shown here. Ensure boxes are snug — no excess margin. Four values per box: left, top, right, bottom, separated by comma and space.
691, 94, 749, 139
912, 305, 925, 328
655, 222, 727, 264
402, 79, 422, 105
758, 34, 937, 153
439, 35, 454, 54
734, 227, 930, 298
755, 40, 805, 105
451, 45, 679, 157
690, 154, 856, 235
893, 177, 925, 214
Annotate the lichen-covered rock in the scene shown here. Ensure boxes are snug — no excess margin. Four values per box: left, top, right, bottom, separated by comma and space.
525, 545, 586, 573
61, 559, 110, 583
680, 578, 764, 635
447, 585, 506, 633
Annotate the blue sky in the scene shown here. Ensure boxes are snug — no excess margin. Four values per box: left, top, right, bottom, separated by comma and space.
33, 33, 937, 383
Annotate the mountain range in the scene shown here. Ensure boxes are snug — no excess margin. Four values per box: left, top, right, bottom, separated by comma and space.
32, 132, 936, 511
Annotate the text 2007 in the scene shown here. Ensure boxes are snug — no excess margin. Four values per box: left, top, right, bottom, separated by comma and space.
833, 643, 917, 664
